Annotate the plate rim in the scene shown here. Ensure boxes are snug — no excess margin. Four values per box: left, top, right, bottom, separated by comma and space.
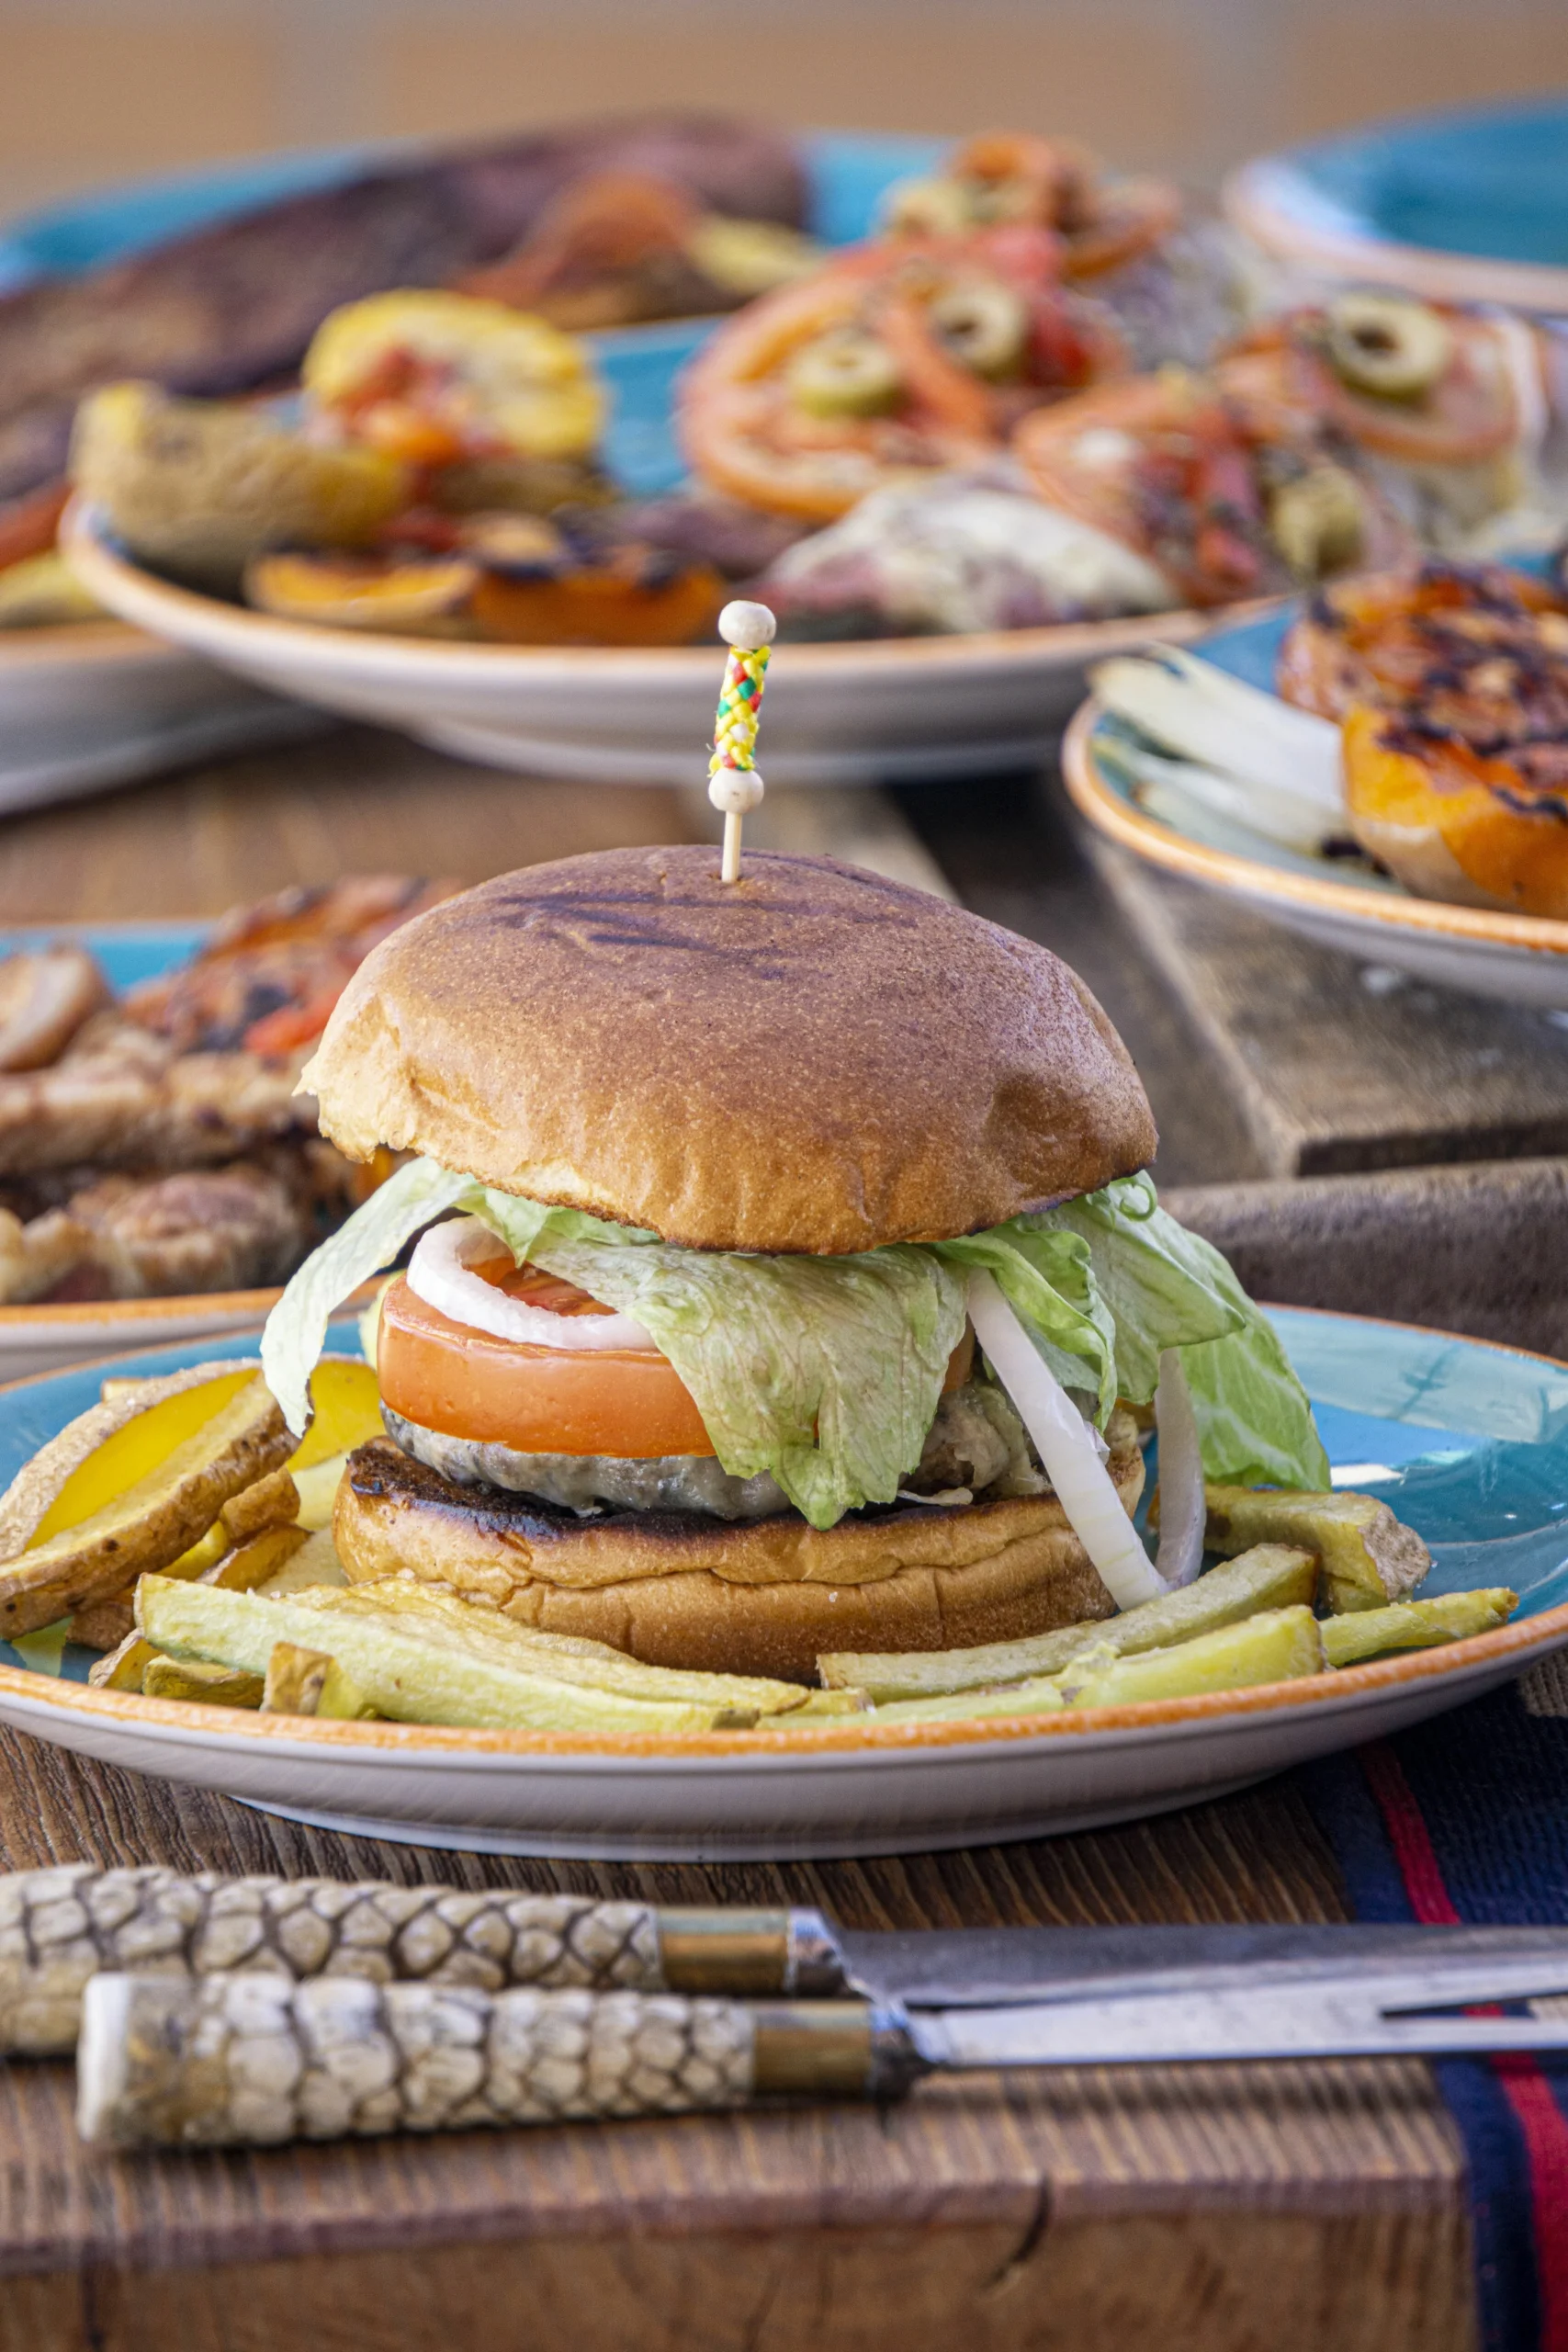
63, 501, 1287, 684
1223, 151, 1568, 315
1061, 695, 1568, 961
2, 1302, 1563, 1767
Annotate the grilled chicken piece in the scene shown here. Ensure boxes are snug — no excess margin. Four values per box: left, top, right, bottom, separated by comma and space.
0, 946, 108, 1071
0, 1163, 312, 1303
124, 876, 460, 1055
0, 1050, 312, 1176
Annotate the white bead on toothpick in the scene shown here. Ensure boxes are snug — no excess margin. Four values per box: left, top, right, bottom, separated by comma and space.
708, 600, 776, 884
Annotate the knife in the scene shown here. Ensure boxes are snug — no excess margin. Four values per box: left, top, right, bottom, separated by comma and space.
11, 1868, 1568, 2055
77, 1939, 1568, 2151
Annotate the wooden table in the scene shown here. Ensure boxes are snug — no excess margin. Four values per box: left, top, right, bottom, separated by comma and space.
0, 722, 1505, 2352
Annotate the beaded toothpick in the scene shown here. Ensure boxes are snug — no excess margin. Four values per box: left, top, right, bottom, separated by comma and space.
708, 599, 776, 883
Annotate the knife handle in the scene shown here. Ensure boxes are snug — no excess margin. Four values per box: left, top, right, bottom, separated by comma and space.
0, 1866, 850, 2055
76, 1974, 924, 2150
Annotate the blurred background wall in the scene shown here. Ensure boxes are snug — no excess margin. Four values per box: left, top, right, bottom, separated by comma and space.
0, 0, 1565, 219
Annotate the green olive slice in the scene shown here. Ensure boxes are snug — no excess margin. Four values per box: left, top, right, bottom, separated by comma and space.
1269, 464, 1367, 579
881, 176, 976, 235
927, 279, 1030, 379
787, 330, 904, 418
1325, 293, 1452, 401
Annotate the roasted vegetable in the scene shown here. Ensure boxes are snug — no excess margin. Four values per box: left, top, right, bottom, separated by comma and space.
303, 292, 604, 466
1323, 1588, 1517, 1667
882, 133, 1180, 280
244, 551, 478, 635
220, 1467, 299, 1545
0, 1363, 291, 1640
1203, 1484, 1429, 1612
818, 1543, 1317, 1701
199, 1524, 309, 1593
70, 382, 407, 592
86, 1631, 157, 1691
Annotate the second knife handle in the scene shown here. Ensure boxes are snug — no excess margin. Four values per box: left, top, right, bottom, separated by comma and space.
76, 1976, 922, 2150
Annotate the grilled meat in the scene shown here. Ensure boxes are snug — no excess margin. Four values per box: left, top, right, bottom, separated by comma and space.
0, 945, 108, 1071
0, 116, 807, 505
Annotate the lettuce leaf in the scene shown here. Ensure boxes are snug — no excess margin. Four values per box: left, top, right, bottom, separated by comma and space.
1037, 1173, 1328, 1487
503, 1225, 968, 1530
261, 1151, 1327, 1516
262, 1157, 470, 1434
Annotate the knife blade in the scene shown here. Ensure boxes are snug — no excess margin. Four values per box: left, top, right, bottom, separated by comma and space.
77, 1951, 1568, 2151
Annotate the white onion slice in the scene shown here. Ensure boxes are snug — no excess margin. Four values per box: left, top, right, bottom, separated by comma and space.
1153, 1347, 1204, 1589
407, 1217, 658, 1352
966, 1270, 1165, 1609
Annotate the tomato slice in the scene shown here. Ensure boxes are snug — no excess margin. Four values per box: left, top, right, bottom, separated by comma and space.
378, 1264, 976, 1462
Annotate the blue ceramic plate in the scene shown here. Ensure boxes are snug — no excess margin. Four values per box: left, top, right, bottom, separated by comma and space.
1225, 97, 1568, 312
0, 1306, 1564, 1859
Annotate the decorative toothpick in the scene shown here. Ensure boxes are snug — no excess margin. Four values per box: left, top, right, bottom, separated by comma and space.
708, 599, 775, 883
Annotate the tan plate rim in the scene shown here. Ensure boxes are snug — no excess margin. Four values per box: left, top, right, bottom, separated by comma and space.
1061, 695, 1568, 960
1223, 159, 1568, 318
62, 501, 1287, 682
0, 1305, 1561, 1763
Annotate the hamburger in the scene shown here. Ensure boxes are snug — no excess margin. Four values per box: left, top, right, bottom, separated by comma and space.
262, 846, 1327, 1681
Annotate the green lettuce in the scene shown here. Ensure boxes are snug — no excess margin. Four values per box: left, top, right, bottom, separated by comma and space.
260, 1153, 1327, 1515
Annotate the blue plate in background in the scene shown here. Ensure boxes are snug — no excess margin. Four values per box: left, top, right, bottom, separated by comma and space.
1225, 96, 1568, 312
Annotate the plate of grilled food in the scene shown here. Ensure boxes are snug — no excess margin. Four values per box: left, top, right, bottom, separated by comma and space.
44, 116, 1568, 783
0, 847, 1555, 1859
0, 876, 454, 1379
1063, 554, 1568, 1008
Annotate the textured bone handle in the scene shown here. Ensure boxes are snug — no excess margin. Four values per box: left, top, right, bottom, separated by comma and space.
0, 1868, 847, 2055
0, 1867, 663, 2055
79, 1975, 774, 2147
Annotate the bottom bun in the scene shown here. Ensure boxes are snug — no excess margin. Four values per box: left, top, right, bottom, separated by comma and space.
334, 1428, 1145, 1682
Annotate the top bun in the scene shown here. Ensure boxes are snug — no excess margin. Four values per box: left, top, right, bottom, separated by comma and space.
306, 848, 1156, 1255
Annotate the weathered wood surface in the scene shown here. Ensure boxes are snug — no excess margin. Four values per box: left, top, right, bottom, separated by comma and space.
0, 729, 1493, 2349
1093, 843, 1568, 1180
0, 1728, 1470, 2352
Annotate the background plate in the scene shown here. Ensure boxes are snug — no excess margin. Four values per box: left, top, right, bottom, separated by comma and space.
0, 1308, 1562, 1859
1062, 601, 1568, 1009
1225, 96, 1568, 311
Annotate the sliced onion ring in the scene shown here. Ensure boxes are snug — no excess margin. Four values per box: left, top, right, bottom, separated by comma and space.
407, 1216, 658, 1353
1153, 1347, 1204, 1589
966, 1269, 1165, 1609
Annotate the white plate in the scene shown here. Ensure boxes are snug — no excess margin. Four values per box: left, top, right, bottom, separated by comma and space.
64, 508, 1251, 788
0, 620, 319, 814
1062, 604, 1568, 1011
1, 1306, 1564, 1859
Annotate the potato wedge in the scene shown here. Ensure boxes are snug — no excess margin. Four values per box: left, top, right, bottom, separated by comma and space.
142, 1656, 264, 1708
1061, 1607, 1325, 1706
281, 1581, 823, 1716
874, 1605, 1326, 1724
1323, 1588, 1517, 1668
261, 1641, 377, 1720
289, 1358, 384, 1471
290, 1454, 351, 1533
0, 1364, 292, 1639
136, 1577, 795, 1734
259, 1529, 348, 1595
200, 1524, 309, 1593
820, 1544, 1317, 1702
68, 1594, 135, 1653
87, 1631, 156, 1691
220, 1469, 299, 1545
1204, 1486, 1430, 1611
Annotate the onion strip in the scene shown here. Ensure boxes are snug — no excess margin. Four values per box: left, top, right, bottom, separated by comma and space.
966, 1270, 1165, 1608
1153, 1347, 1204, 1589
407, 1217, 658, 1353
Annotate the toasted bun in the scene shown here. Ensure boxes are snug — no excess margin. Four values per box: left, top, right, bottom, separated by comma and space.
333, 1433, 1144, 1682
305, 847, 1156, 1254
